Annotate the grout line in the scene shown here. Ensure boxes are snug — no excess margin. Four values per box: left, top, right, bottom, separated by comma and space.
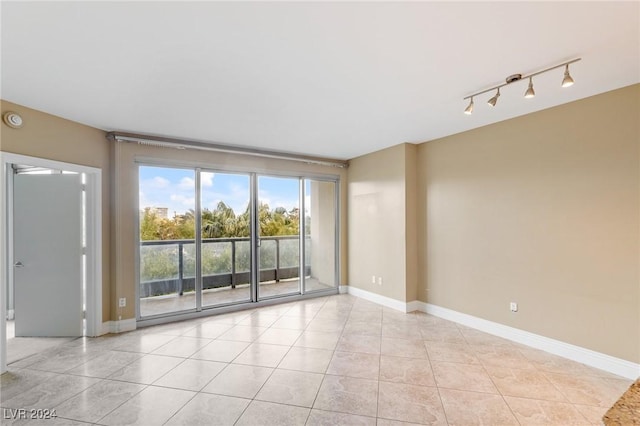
12, 293, 614, 425
94, 383, 149, 425
422, 330, 450, 425
157, 385, 200, 426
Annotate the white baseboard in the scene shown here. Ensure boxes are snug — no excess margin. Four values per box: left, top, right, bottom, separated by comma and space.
346, 285, 412, 313
415, 301, 639, 380
340, 287, 639, 379
406, 300, 423, 313
338, 285, 349, 294
101, 318, 136, 335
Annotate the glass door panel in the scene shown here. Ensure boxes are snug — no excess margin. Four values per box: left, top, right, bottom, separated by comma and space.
304, 179, 337, 292
257, 176, 301, 298
200, 172, 252, 308
139, 166, 196, 318
138, 165, 339, 322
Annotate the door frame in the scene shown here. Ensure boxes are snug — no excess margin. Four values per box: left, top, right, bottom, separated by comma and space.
1, 152, 102, 374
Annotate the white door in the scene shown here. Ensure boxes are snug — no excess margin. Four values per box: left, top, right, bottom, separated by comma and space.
13, 173, 83, 337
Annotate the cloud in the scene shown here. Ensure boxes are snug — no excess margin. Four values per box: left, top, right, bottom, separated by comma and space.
150, 176, 170, 189
177, 173, 213, 191
139, 170, 195, 215
140, 168, 301, 218
200, 174, 250, 214
259, 189, 299, 211
139, 190, 151, 208
170, 193, 195, 208
201, 172, 214, 187
178, 177, 195, 190
202, 189, 250, 215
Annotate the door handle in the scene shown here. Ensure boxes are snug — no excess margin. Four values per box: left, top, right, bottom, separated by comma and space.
14, 261, 24, 268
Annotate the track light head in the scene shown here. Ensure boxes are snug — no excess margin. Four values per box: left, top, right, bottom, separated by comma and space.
464, 97, 474, 115
462, 58, 579, 114
524, 77, 535, 98
487, 88, 500, 107
562, 64, 574, 87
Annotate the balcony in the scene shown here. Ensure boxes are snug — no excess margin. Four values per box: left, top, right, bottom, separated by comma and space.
139, 235, 334, 317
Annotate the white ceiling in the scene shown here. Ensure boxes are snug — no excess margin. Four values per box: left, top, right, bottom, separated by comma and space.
1, 2, 639, 160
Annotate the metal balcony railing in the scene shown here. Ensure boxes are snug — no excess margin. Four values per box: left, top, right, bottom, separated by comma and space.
139, 235, 310, 298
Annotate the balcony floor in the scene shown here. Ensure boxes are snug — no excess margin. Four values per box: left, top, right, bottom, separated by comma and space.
140, 278, 334, 317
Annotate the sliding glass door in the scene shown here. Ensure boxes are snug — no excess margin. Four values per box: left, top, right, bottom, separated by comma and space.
304, 179, 337, 292
257, 176, 301, 299
139, 166, 196, 317
138, 165, 339, 320
200, 172, 252, 308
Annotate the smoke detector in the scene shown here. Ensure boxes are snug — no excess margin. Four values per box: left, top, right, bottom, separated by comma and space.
3, 111, 23, 129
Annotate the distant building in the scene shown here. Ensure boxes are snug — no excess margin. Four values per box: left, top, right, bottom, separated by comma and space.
142, 206, 169, 219
152, 207, 169, 219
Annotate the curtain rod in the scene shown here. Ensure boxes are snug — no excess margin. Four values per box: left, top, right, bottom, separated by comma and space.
106, 131, 349, 169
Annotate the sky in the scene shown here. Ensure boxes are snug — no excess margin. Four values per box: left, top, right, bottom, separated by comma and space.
139, 166, 309, 217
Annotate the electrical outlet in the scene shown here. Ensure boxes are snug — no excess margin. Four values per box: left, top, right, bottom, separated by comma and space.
371, 275, 376, 284
510, 302, 518, 312
378, 277, 383, 286
119, 297, 126, 308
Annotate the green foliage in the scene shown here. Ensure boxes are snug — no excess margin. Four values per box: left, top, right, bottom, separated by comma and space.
259, 203, 299, 236
139, 202, 302, 284
140, 245, 179, 281
140, 202, 300, 241
139, 209, 195, 240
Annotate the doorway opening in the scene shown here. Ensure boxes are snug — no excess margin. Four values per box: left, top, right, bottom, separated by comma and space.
1, 153, 102, 374
7, 165, 85, 363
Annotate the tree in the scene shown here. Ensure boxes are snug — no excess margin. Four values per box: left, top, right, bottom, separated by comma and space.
140, 202, 300, 241
139, 202, 305, 290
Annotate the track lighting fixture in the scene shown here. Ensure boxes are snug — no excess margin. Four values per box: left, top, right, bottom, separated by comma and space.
487, 88, 500, 107
524, 77, 535, 98
463, 58, 580, 114
464, 97, 474, 115
562, 64, 574, 87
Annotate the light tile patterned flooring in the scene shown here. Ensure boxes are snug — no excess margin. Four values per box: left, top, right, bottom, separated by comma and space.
1, 294, 632, 425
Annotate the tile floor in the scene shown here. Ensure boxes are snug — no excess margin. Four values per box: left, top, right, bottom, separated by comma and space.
5, 321, 75, 365
0, 294, 632, 425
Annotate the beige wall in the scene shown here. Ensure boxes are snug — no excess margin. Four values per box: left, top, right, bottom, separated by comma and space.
310, 180, 337, 286
0, 100, 348, 324
348, 143, 415, 302
418, 84, 640, 363
0, 100, 112, 322
113, 141, 348, 319
405, 143, 418, 303
4, 82, 638, 364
